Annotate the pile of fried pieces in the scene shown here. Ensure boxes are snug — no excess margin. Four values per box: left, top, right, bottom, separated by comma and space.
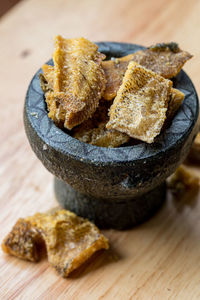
2, 37, 198, 279
40, 36, 192, 146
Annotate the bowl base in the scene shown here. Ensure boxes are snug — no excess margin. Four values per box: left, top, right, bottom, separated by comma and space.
54, 178, 166, 229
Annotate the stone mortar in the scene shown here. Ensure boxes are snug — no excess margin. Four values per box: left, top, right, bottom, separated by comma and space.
24, 42, 199, 229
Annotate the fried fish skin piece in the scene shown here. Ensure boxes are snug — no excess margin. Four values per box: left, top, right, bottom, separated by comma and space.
41, 64, 54, 91
39, 65, 129, 146
39, 66, 67, 126
140, 42, 192, 78
2, 209, 109, 277
44, 91, 67, 126
39, 74, 50, 94
52, 36, 106, 129
166, 88, 185, 121
72, 100, 130, 147
1, 219, 43, 262
102, 55, 134, 100
106, 61, 172, 144
188, 133, 200, 162
26, 209, 109, 277
167, 165, 199, 192
193, 133, 200, 150
102, 42, 192, 100
73, 121, 130, 147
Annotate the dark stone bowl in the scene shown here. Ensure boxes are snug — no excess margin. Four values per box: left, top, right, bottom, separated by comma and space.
24, 42, 199, 229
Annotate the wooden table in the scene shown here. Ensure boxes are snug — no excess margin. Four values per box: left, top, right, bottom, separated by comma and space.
1, 0, 200, 299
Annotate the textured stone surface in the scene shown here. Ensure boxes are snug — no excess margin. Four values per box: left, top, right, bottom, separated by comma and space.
54, 178, 166, 229
24, 42, 199, 228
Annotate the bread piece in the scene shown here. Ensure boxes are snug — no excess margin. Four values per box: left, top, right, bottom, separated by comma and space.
102, 42, 192, 100
106, 61, 172, 143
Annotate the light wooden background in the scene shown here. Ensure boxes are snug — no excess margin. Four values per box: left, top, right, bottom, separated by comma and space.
1, 0, 200, 299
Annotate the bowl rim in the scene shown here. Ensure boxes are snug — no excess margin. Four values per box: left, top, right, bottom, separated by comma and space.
24, 42, 199, 165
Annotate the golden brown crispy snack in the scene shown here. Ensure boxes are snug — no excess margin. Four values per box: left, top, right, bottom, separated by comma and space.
40, 68, 129, 147
102, 55, 134, 100
73, 121, 130, 147
39, 65, 54, 94
44, 91, 67, 126
192, 133, 200, 153
51, 36, 106, 129
27, 209, 109, 277
167, 165, 199, 192
102, 43, 192, 100
188, 133, 200, 162
2, 209, 109, 277
1, 219, 44, 262
72, 100, 130, 147
42, 65, 54, 90
106, 62, 172, 143
167, 88, 185, 121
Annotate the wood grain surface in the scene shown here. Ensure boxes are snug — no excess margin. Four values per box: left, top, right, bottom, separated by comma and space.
1, 0, 200, 299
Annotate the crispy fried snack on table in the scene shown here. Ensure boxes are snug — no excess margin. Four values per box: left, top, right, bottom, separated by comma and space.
1, 219, 44, 262
106, 61, 172, 143
102, 42, 192, 100
188, 133, 200, 162
2, 209, 109, 277
167, 165, 199, 192
72, 100, 130, 147
40, 36, 106, 129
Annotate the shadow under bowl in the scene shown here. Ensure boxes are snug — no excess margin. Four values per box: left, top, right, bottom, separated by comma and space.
24, 42, 199, 229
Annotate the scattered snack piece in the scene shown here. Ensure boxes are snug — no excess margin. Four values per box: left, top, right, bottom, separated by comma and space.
72, 100, 130, 147
40, 36, 106, 129
167, 165, 199, 193
27, 209, 109, 277
165, 88, 185, 124
188, 133, 200, 162
2, 209, 109, 278
1, 219, 44, 262
102, 42, 192, 100
106, 61, 172, 143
